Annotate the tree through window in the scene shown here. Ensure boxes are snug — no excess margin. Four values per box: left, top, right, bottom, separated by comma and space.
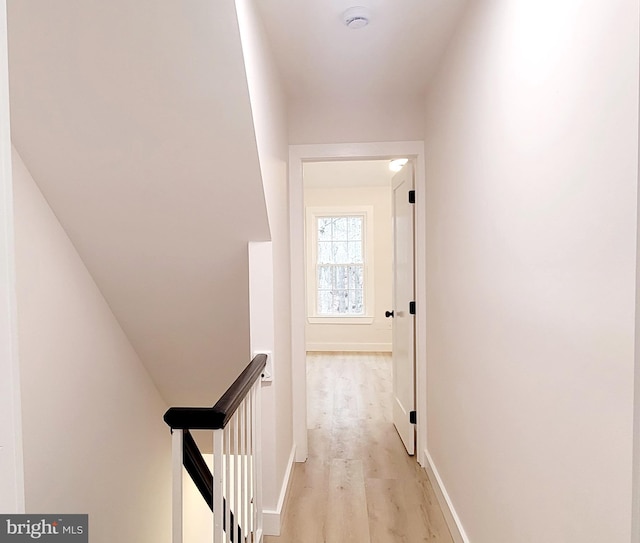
316, 215, 365, 315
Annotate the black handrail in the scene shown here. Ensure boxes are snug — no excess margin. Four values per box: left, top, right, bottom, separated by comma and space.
163, 353, 267, 430
164, 354, 266, 541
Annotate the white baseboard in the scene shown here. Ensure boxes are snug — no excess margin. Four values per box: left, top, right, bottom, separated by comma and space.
305, 342, 392, 352
424, 449, 470, 543
262, 445, 296, 536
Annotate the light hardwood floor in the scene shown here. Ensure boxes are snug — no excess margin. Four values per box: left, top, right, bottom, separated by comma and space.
264, 352, 453, 543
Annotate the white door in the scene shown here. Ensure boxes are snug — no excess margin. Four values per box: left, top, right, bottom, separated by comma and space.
389, 162, 415, 455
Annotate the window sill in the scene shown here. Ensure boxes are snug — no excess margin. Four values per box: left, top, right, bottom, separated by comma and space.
307, 316, 375, 325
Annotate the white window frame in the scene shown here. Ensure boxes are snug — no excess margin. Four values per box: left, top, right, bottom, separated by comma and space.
305, 205, 374, 324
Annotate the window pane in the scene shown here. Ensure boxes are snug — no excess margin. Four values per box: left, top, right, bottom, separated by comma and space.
318, 290, 332, 314
333, 241, 349, 263
348, 217, 362, 240
318, 266, 333, 290
349, 266, 364, 289
350, 289, 364, 314
333, 217, 348, 241
348, 241, 363, 263
335, 266, 348, 290
314, 213, 367, 317
318, 218, 333, 241
334, 290, 349, 313
318, 241, 332, 264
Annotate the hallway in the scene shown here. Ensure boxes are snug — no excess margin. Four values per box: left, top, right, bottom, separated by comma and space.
265, 352, 453, 543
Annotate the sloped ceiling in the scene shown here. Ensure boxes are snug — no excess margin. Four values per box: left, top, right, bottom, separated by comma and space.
7, 0, 271, 405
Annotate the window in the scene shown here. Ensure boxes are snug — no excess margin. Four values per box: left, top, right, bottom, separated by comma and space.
306, 206, 374, 323
316, 215, 364, 315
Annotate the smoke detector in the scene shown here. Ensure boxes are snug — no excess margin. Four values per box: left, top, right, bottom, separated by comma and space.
343, 7, 370, 29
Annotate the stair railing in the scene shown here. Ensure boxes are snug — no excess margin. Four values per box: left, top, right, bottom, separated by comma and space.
164, 353, 266, 543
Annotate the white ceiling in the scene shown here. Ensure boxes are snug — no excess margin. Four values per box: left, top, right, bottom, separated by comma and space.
255, 0, 468, 99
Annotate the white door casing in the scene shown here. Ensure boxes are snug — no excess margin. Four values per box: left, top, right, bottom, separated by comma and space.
391, 162, 415, 455
0, 0, 25, 513
288, 141, 427, 466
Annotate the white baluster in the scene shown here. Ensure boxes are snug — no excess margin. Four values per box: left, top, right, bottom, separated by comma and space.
213, 429, 224, 543
239, 401, 246, 543
171, 430, 183, 543
253, 382, 263, 541
224, 423, 231, 543
246, 389, 253, 538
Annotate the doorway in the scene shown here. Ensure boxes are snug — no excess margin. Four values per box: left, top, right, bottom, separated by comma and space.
288, 141, 427, 466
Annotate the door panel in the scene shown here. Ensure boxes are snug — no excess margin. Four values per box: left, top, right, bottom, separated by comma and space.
391, 162, 415, 455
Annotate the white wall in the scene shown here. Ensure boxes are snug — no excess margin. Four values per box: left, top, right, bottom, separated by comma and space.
234, 0, 294, 534
8, 0, 271, 411
248, 242, 275, 362
424, 1, 638, 542
13, 148, 171, 542
304, 184, 392, 352
0, 0, 23, 513
289, 95, 425, 144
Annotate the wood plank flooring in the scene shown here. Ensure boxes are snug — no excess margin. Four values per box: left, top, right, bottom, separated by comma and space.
264, 352, 453, 543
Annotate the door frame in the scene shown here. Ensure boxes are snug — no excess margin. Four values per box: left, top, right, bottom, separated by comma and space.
288, 141, 427, 467
0, 0, 25, 513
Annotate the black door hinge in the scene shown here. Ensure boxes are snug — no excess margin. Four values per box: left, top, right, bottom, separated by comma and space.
410, 411, 417, 424
409, 301, 416, 315
408, 190, 416, 204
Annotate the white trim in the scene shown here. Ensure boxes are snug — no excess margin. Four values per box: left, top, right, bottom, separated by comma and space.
632, 74, 640, 543
289, 141, 426, 464
424, 449, 470, 543
253, 383, 264, 538
0, 0, 25, 514
262, 445, 296, 536
306, 342, 392, 352
290, 147, 307, 462
172, 430, 184, 543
